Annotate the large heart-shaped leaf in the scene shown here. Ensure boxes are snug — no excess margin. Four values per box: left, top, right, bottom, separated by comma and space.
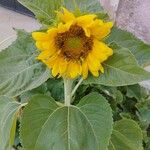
20, 93, 113, 150
84, 48, 150, 86
106, 27, 150, 67
0, 30, 50, 97
0, 96, 22, 150
108, 119, 143, 150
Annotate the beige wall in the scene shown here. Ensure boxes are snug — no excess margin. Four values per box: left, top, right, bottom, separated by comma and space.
100, 0, 119, 20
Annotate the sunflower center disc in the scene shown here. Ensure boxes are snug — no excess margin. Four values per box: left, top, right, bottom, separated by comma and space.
66, 37, 82, 49
55, 24, 93, 61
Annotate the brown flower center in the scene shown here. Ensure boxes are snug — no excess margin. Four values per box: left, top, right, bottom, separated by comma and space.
55, 24, 93, 61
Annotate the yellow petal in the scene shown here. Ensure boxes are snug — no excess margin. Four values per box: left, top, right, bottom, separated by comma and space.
91, 21, 113, 39
36, 42, 43, 50
77, 14, 97, 27
90, 19, 104, 28
87, 53, 100, 71
58, 58, 68, 74
42, 42, 51, 50
37, 44, 57, 61
52, 56, 60, 77
91, 48, 107, 62
76, 14, 97, 37
92, 40, 113, 62
57, 22, 73, 33
32, 32, 49, 41
90, 70, 99, 77
66, 62, 81, 78
45, 54, 59, 68
52, 63, 59, 77
57, 8, 75, 23
33, 28, 57, 51
82, 60, 88, 79
47, 28, 58, 35
37, 50, 52, 60
99, 64, 104, 73
47, 28, 58, 41
83, 27, 91, 37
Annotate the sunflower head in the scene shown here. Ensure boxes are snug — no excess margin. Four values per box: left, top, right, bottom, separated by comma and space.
55, 24, 93, 60
32, 8, 113, 79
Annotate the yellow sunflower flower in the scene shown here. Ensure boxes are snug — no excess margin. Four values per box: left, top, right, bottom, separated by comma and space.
32, 8, 113, 79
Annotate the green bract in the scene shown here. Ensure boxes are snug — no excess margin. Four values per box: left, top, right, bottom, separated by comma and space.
0, 0, 149, 150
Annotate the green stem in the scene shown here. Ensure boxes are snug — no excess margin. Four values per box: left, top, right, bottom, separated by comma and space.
64, 78, 73, 106
71, 78, 83, 97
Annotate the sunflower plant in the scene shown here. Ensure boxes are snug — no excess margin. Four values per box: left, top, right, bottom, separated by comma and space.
0, 0, 150, 150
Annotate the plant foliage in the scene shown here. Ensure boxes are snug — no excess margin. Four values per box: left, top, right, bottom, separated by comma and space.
0, 0, 149, 150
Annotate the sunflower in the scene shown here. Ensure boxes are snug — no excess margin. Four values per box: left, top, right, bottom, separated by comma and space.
32, 8, 113, 79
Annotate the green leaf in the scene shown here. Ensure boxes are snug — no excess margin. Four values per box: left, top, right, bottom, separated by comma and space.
20, 83, 50, 104
18, 0, 62, 25
0, 96, 22, 150
115, 90, 123, 104
126, 84, 142, 101
77, 93, 113, 150
108, 119, 143, 150
63, 0, 103, 14
138, 107, 150, 124
84, 48, 150, 86
136, 97, 150, 128
0, 30, 50, 97
18, 0, 105, 25
20, 93, 113, 150
46, 78, 64, 101
106, 27, 150, 67
99, 86, 123, 103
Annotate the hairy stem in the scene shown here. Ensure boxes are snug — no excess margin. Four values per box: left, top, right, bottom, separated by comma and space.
64, 78, 73, 106
71, 78, 83, 97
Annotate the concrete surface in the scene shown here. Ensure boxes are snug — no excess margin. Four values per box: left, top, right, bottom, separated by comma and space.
116, 0, 150, 44
0, 6, 40, 50
100, 0, 120, 20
